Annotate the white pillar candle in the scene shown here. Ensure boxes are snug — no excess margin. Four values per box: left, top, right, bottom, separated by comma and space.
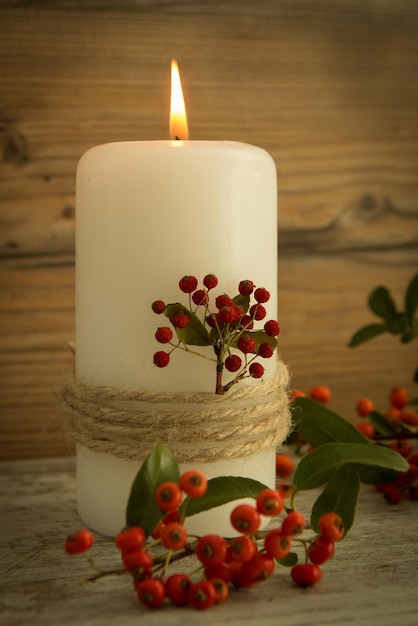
74, 64, 279, 537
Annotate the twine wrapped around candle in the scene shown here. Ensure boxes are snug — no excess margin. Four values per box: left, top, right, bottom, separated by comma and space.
57, 360, 292, 463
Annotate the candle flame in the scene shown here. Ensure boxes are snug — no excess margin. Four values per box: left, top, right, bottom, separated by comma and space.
170, 59, 189, 141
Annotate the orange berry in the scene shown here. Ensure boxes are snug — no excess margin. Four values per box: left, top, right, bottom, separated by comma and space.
275, 454, 295, 478
356, 421, 375, 438
385, 406, 401, 421
309, 386, 331, 404
356, 397, 374, 418
277, 481, 295, 500
399, 410, 418, 426
389, 386, 409, 410
290, 389, 306, 401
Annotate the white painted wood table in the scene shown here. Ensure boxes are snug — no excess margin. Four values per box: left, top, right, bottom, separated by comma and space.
1, 456, 417, 626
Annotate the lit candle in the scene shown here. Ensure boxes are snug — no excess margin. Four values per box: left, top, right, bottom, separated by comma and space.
75, 61, 278, 536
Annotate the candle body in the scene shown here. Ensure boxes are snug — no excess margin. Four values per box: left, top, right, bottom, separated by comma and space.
75, 141, 278, 536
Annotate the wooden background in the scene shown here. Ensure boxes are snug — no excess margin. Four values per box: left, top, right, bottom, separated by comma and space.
1, 0, 417, 460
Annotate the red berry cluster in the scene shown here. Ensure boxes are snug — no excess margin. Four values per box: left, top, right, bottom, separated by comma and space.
65, 457, 346, 610
152, 274, 280, 394
291, 383, 418, 504
352, 386, 418, 504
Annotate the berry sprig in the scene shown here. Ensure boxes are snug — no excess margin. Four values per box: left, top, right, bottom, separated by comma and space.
64, 453, 346, 610
290, 384, 418, 505
152, 274, 280, 394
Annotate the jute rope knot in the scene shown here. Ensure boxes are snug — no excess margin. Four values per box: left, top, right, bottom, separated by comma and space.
57, 359, 291, 463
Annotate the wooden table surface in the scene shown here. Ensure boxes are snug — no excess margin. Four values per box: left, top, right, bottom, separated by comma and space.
1, 455, 417, 626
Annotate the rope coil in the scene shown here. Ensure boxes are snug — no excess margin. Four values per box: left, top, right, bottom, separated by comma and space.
56, 360, 291, 463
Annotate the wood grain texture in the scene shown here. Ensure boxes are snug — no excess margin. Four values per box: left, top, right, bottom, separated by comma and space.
1, 455, 417, 625
1, 0, 417, 458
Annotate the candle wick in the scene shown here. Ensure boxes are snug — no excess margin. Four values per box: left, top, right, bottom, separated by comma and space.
175, 136, 181, 141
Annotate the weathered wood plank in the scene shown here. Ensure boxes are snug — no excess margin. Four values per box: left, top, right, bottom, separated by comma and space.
1, 455, 417, 625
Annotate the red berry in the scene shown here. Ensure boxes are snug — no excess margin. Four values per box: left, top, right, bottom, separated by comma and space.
229, 536, 257, 562
209, 577, 229, 604
155, 326, 173, 344
258, 342, 274, 358
277, 481, 295, 500
179, 469, 208, 498
240, 315, 254, 329
356, 397, 374, 417
381, 483, 402, 505
264, 529, 292, 560
115, 526, 146, 552
254, 287, 270, 303
160, 522, 188, 550
122, 548, 153, 574
238, 554, 275, 587
275, 454, 294, 478
409, 453, 418, 467
399, 410, 418, 426
249, 303, 266, 320
230, 503, 261, 534
217, 305, 242, 324
290, 389, 306, 401
237, 336, 256, 354
188, 580, 217, 610
165, 573, 192, 606
205, 313, 217, 328
291, 563, 322, 587
256, 488, 283, 516
264, 319, 280, 337
307, 536, 335, 565
155, 481, 182, 511
196, 534, 228, 565
203, 274, 218, 290
356, 421, 375, 437
238, 280, 254, 296
281, 511, 306, 536
203, 562, 232, 583
179, 275, 198, 293
153, 351, 170, 368
151, 300, 165, 314
192, 289, 209, 306
165, 574, 192, 606
64, 529, 94, 555
137, 578, 166, 608
225, 354, 242, 372
319, 512, 345, 542
309, 385, 331, 404
386, 406, 402, 421
215, 294, 233, 309
249, 362, 265, 378
389, 439, 413, 458
390, 386, 409, 409
172, 313, 190, 328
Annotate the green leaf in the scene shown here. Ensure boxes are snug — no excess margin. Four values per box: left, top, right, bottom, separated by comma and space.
164, 303, 212, 346
405, 272, 418, 324
310, 467, 360, 537
293, 442, 408, 491
348, 323, 389, 347
292, 397, 369, 448
276, 552, 299, 567
233, 293, 250, 313
368, 286, 397, 321
387, 312, 409, 336
367, 411, 403, 436
179, 476, 268, 518
126, 439, 180, 536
